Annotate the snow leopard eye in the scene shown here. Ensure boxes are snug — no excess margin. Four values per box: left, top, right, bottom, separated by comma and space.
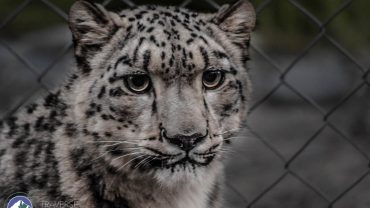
124, 74, 151, 93
202, 70, 225, 90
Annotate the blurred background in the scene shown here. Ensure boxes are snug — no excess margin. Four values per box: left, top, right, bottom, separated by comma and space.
0, 0, 369, 207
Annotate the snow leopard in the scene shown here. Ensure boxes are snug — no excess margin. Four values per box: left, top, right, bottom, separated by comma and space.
0, 0, 256, 207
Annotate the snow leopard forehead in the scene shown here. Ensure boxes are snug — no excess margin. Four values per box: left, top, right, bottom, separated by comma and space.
113, 6, 228, 82
69, 0, 255, 78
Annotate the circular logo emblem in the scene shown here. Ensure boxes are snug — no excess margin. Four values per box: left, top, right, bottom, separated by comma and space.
6, 195, 32, 208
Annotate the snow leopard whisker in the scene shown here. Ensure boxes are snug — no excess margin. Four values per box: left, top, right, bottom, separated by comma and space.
71, 149, 135, 171
117, 154, 147, 172
88, 141, 139, 145
143, 156, 157, 165
217, 148, 229, 152
219, 148, 235, 155
111, 151, 143, 162
89, 149, 138, 165
223, 136, 244, 141
216, 128, 242, 136
140, 156, 159, 169
134, 155, 153, 169
139, 160, 152, 169
101, 143, 143, 149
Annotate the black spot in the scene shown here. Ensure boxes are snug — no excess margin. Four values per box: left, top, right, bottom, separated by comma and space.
65, 123, 78, 137
34, 116, 45, 132
242, 54, 251, 63
101, 114, 109, 120
26, 103, 38, 114
236, 80, 245, 101
43, 92, 67, 116
146, 27, 154, 33
161, 51, 166, 60
106, 145, 124, 156
12, 135, 27, 148
14, 148, 30, 191
133, 37, 145, 63
33, 141, 44, 159
199, 47, 209, 69
152, 101, 157, 115
6, 116, 19, 137
98, 86, 106, 99
83, 128, 89, 135
158, 21, 165, 26
222, 103, 233, 114
109, 74, 126, 84
0, 149, 5, 158
104, 132, 112, 137
135, 14, 142, 19
114, 55, 129, 69
109, 88, 125, 97
44, 93, 59, 107
92, 132, 100, 139
169, 55, 174, 67
142, 50, 151, 71
12, 123, 30, 148
186, 38, 194, 45
43, 141, 63, 197
106, 165, 118, 175
213, 50, 228, 59
199, 36, 209, 45
85, 109, 96, 118
149, 35, 157, 44
189, 51, 193, 59
75, 55, 92, 74
226, 67, 236, 75
137, 23, 146, 32
126, 25, 133, 32
69, 147, 91, 177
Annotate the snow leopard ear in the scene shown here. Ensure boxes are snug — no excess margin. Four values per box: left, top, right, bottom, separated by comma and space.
213, 0, 256, 48
69, 0, 118, 57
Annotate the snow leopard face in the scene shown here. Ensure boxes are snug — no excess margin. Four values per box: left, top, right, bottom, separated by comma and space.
68, 0, 255, 184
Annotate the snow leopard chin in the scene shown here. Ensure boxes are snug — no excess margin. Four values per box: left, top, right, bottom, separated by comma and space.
152, 159, 223, 187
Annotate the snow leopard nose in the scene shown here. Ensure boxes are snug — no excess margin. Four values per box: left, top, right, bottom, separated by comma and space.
161, 129, 208, 151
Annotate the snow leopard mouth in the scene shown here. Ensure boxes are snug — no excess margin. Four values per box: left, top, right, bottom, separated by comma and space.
148, 155, 215, 169
143, 145, 218, 169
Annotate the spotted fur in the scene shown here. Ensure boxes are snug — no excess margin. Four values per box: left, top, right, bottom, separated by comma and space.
0, 1, 255, 207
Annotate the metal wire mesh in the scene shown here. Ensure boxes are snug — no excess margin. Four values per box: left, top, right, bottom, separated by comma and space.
0, 0, 369, 207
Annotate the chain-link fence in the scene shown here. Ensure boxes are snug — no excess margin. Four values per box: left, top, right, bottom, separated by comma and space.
1, 0, 369, 207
